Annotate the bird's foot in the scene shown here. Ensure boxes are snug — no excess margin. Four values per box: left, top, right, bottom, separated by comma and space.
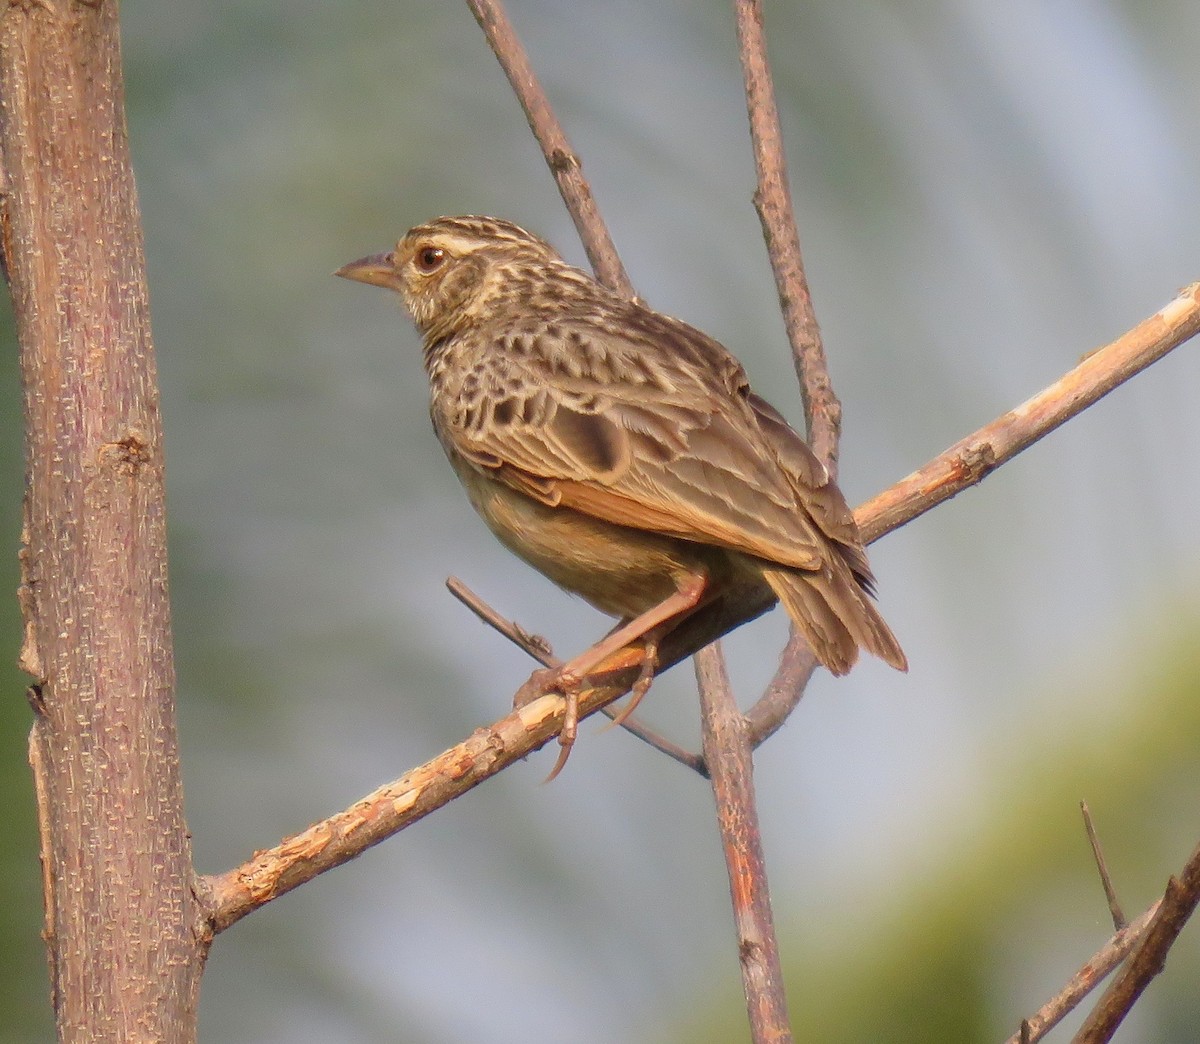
513, 629, 663, 780
513, 664, 584, 783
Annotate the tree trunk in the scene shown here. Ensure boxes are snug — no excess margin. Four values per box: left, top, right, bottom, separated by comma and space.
0, 1, 204, 1039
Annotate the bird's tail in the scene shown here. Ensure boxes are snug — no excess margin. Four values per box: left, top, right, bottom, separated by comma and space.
760, 564, 908, 676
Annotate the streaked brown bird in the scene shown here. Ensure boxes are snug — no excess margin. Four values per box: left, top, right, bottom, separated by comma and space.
338, 216, 906, 771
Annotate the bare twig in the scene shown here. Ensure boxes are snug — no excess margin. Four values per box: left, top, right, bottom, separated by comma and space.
201, 284, 1200, 930
696, 645, 793, 1043
597, 707, 707, 774
746, 645, 818, 747
854, 284, 1200, 546
1003, 901, 1160, 1044
733, 0, 841, 725
732, 0, 838, 465
1072, 839, 1200, 1043
1081, 801, 1127, 930
446, 576, 556, 666
464, 0, 631, 296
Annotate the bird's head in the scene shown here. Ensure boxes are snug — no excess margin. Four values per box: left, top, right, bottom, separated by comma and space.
336, 215, 572, 341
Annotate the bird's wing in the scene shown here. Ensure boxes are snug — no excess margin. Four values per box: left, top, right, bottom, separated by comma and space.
441, 312, 854, 573
743, 391, 874, 587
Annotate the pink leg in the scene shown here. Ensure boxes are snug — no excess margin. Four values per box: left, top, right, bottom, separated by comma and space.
537, 573, 708, 781
564, 576, 704, 683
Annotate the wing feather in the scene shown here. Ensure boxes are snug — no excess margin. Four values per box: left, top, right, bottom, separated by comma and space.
440, 312, 847, 573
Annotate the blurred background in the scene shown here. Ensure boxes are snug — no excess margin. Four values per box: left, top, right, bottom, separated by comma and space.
2, 0, 1199, 1040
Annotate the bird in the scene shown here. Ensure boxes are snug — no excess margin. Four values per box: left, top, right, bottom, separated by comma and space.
337, 215, 906, 773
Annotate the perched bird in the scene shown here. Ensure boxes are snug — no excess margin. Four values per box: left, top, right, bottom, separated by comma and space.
337, 216, 906, 769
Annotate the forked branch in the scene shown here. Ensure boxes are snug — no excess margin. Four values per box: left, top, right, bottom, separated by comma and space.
1072, 839, 1200, 1043
1003, 899, 1160, 1044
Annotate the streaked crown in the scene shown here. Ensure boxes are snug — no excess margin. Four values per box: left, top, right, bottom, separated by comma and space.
337, 215, 607, 344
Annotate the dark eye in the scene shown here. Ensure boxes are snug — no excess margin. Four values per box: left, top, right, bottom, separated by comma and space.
414, 245, 446, 273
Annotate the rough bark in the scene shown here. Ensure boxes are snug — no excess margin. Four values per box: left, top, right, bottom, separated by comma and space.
0, 1, 204, 1039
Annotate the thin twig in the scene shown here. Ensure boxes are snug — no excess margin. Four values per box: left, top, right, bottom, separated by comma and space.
732, 0, 839, 466
733, 0, 839, 723
696, 645, 793, 1043
1002, 900, 1160, 1044
447, 576, 706, 772
746, 644, 818, 747
446, 576, 556, 667
200, 286, 1200, 929
598, 707, 707, 774
1081, 801, 1127, 930
463, 0, 632, 296
1072, 839, 1200, 1043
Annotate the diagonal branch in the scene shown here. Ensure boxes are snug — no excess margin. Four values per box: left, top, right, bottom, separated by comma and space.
1082, 801, 1127, 930
201, 664, 642, 933
744, 282, 1200, 738
199, 282, 1199, 930
853, 285, 1200, 545
733, 0, 839, 465
745, 645, 818, 746
463, 0, 631, 297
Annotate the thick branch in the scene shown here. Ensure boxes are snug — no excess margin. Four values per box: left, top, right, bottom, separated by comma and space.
201, 283, 1198, 928
0, 2, 203, 1038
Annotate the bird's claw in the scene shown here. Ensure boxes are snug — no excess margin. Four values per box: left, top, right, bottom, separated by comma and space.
604, 643, 658, 731
512, 665, 584, 783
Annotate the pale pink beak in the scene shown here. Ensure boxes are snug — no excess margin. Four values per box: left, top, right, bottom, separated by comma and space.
334, 251, 401, 290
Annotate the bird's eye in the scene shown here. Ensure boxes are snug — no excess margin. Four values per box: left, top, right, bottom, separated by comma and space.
414, 246, 446, 273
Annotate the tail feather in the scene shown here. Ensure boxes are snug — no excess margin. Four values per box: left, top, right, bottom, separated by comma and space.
760, 564, 907, 676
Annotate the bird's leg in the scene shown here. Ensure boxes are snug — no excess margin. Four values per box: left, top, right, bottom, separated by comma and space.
528, 574, 708, 782
560, 573, 707, 686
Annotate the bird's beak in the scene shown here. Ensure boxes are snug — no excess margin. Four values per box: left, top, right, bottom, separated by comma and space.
334, 251, 401, 290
